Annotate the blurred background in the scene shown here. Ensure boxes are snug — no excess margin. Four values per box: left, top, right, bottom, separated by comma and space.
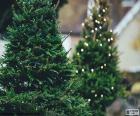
1, 0, 140, 115
58, 0, 140, 90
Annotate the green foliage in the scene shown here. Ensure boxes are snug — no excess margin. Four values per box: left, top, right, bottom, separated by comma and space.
0, 0, 72, 93
0, 90, 92, 116
72, 0, 125, 115
0, 0, 92, 115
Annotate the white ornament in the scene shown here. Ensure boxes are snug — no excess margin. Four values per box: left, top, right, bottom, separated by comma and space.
99, 34, 102, 37
104, 64, 107, 67
81, 49, 84, 52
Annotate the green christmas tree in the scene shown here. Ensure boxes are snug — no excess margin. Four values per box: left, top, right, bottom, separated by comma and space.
72, 0, 124, 115
0, 0, 92, 115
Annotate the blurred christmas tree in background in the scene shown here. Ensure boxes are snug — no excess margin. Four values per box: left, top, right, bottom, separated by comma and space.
0, 0, 92, 115
72, 0, 125, 115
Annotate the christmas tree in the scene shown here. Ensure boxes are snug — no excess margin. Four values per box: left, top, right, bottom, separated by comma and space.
0, 0, 67, 32
0, 0, 92, 115
72, 0, 124, 115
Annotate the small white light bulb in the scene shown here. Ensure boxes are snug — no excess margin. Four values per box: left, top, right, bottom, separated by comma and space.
84, 42, 89, 47
81, 49, 84, 52
95, 28, 98, 31
91, 30, 94, 33
111, 86, 114, 90
77, 52, 80, 56
101, 94, 104, 98
104, 18, 107, 22
100, 43, 103, 47
82, 69, 85, 72
81, 23, 85, 27
108, 53, 111, 57
95, 94, 97, 97
91, 69, 94, 72
103, 9, 106, 13
88, 99, 91, 102
101, 66, 104, 69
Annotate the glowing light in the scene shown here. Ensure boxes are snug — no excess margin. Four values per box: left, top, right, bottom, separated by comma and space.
103, 9, 106, 13
101, 94, 104, 98
108, 39, 111, 42
88, 99, 91, 102
95, 94, 97, 97
89, 16, 93, 20
82, 69, 85, 72
108, 53, 111, 57
111, 86, 114, 90
110, 30, 113, 32
84, 42, 89, 47
91, 69, 94, 72
76, 70, 78, 73
109, 46, 112, 49
85, 36, 88, 39
95, 28, 98, 31
104, 18, 107, 22
100, 43, 103, 47
91, 30, 94, 33
101, 66, 104, 69
95, 20, 98, 23
99, 26, 102, 29
81, 49, 84, 52
77, 52, 80, 56
81, 23, 85, 27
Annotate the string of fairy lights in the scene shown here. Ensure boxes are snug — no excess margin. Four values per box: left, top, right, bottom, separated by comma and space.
75, 7, 115, 100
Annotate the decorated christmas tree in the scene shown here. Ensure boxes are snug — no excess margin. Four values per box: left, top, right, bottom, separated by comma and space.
0, 0, 92, 115
72, 0, 124, 115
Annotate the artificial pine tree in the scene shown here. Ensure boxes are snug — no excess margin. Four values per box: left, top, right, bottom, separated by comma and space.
0, 0, 92, 115
72, 0, 124, 115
